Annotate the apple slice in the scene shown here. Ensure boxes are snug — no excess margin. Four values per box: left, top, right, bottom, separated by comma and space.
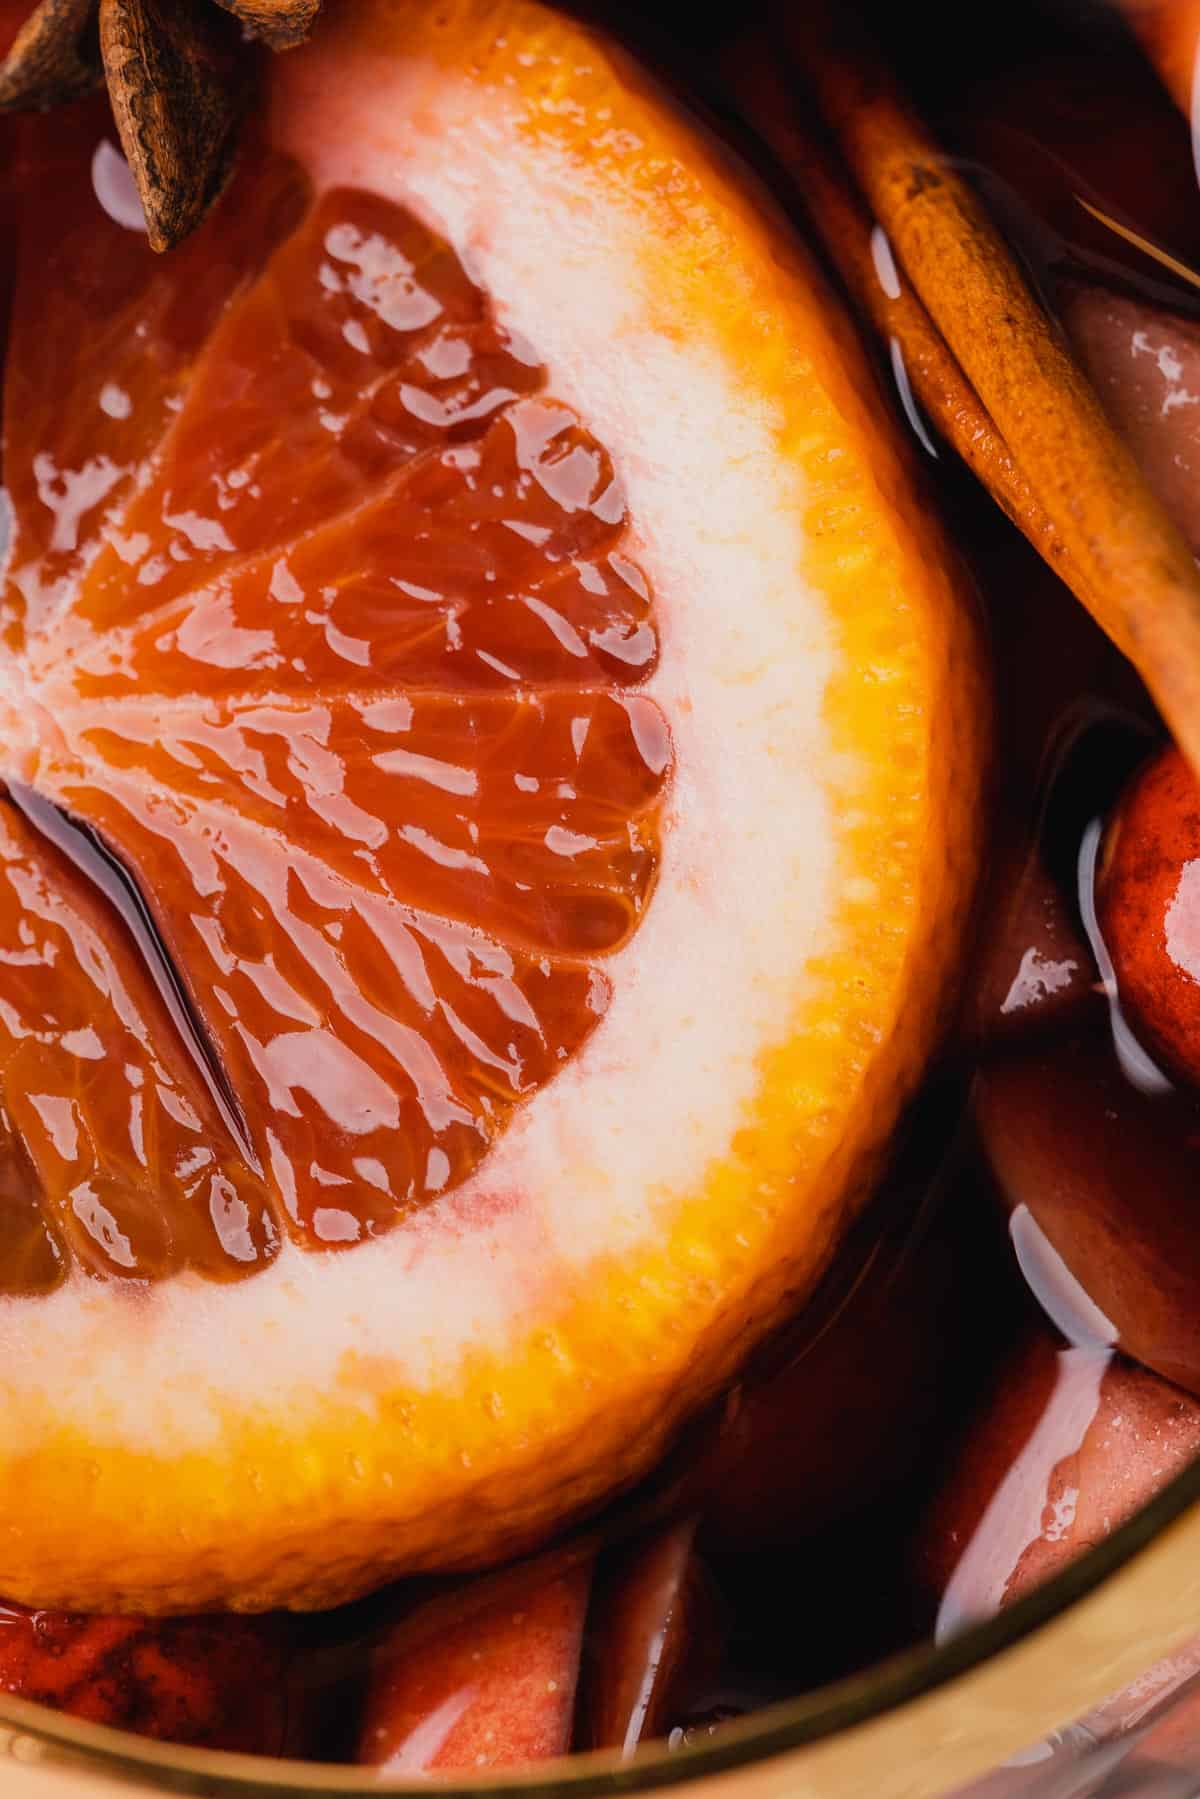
1063, 292, 1200, 563
1101, 1675, 1200, 1780
1097, 744, 1200, 1091
356, 1556, 592, 1772
915, 1323, 1200, 1634
976, 1026, 1200, 1397
580, 1518, 722, 1755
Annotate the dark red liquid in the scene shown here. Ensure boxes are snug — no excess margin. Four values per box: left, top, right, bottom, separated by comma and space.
2, 0, 1199, 1773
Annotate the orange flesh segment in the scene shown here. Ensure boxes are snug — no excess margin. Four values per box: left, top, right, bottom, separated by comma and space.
0, 114, 669, 1286
2, 111, 309, 652
0, 791, 277, 1283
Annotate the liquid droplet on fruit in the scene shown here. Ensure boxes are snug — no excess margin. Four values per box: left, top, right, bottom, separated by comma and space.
91, 142, 146, 236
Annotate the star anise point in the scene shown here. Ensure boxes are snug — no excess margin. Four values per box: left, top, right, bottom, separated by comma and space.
0, 0, 322, 249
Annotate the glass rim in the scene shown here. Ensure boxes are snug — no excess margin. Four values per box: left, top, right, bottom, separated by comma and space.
5, 1433, 1200, 1798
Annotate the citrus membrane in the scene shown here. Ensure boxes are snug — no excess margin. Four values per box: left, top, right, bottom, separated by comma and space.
0, 114, 667, 1284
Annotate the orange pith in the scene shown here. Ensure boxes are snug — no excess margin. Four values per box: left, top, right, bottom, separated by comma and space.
0, 0, 985, 1615
0, 103, 669, 1285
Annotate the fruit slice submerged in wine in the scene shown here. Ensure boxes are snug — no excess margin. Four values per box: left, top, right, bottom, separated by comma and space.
2, 118, 665, 1276
357, 1556, 592, 1771
0, 0, 984, 1613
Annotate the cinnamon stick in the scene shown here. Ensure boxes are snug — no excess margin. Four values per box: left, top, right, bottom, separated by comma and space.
783, 5, 1200, 775
728, 46, 1097, 620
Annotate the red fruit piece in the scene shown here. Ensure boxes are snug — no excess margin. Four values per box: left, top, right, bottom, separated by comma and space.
1097, 743, 1200, 1091
0, 1604, 289, 1753
580, 1518, 722, 1755
976, 1024, 1200, 1397
1064, 289, 1200, 562
914, 1322, 1200, 1633
356, 1557, 591, 1773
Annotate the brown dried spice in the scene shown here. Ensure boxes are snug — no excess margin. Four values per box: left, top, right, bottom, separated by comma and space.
0, 0, 100, 109
0, 0, 322, 249
99, 0, 247, 253
215, 0, 322, 51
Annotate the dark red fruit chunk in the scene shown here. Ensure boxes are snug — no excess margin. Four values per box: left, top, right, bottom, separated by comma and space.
976, 1023, 1200, 1399
1098, 744, 1200, 1091
913, 1325, 1200, 1631
580, 1517, 722, 1756
0, 1604, 289, 1752
356, 1557, 591, 1772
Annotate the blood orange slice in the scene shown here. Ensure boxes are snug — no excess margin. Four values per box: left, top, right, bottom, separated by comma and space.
0, 0, 984, 1613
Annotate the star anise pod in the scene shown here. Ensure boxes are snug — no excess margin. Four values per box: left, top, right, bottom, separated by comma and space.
0, 0, 321, 250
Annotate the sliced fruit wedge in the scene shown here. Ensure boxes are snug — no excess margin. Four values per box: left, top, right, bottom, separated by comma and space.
915, 1323, 1200, 1636
357, 1556, 591, 1771
0, 0, 984, 1612
581, 1517, 721, 1755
